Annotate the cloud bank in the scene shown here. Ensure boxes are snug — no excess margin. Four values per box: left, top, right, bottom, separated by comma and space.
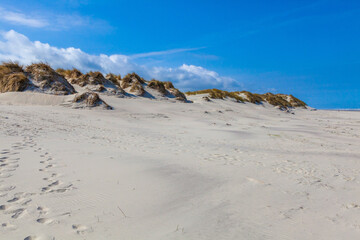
0, 30, 239, 91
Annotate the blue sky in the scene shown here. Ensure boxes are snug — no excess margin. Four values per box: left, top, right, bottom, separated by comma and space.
0, 0, 359, 109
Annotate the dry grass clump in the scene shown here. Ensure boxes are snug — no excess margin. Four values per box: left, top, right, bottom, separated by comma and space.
225, 92, 245, 102
171, 88, 187, 101
260, 93, 291, 108
120, 72, 145, 96
106, 73, 121, 86
0, 61, 30, 93
56, 68, 83, 79
161, 80, 187, 101
129, 81, 145, 95
235, 91, 263, 104
277, 94, 307, 108
187, 89, 244, 102
0, 61, 24, 75
148, 79, 167, 95
25, 62, 53, 74
71, 71, 105, 87
163, 81, 174, 89
0, 72, 29, 93
121, 73, 145, 87
65, 70, 124, 93
73, 91, 112, 109
25, 63, 75, 95
288, 95, 306, 108
55, 68, 67, 77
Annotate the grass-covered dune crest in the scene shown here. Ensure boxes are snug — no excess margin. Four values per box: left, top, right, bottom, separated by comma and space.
1, 62, 307, 109
186, 89, 307, 109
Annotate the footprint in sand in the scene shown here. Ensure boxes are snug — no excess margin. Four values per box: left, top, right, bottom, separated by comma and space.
72, 224, 91, 235
43, 173, 58, 181
7, 197, 20, 203
0, 204, 8, 210
36, 217, 54, 224
10, 208, 26, 219
1, 222, 17, 230
45, 164, 54, 169
41, 186, 51, 192
21, 199, 32, 206
24, 236, 38, 240
37, 206, 49, 215
42, 180, 61, 192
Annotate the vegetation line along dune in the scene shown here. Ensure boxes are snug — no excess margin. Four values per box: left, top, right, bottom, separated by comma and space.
0, 61, 307, 110
186, 89, 307, 109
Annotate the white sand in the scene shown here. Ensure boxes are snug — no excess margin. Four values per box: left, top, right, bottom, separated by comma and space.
0, 92, 360, 240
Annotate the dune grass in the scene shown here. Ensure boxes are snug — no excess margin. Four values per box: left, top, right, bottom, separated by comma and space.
0, 72, 29, 93
187, 88, 307, 108
0, 61, 24, 75
56, 68, 83, 79
0, 61, 29, 93
187, 89, 245, 102
234, 91, 263, 104
121, 73, 145, 87
163, 81, 174, 89
277, 94, 307, 108
106, 73, 121, 86
73, 91, 112, 109
148, 79, 167, 95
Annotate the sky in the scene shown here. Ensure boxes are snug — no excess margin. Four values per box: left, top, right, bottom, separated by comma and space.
0, 0, 359, 109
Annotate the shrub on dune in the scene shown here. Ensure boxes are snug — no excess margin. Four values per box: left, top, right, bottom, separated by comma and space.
71, 71, 105, 87
57, 68, 83, 80
73, 91, 112, 109
0, 61, 25, 76
121, 73, 145, 88
106, 73, 121, 87
260, 93, 291, 108
129, 81, 145, 96
0, 72, 29, 93
0, 61, 30, 93
277, 94, 307, 108
170, 88, 187, 101
120, 72, 145, 96
235, 91, 263, 104
148, 79, 167, 95
161, 80, 187, 101
163, 81, 174, 89
25, 63, 75, 95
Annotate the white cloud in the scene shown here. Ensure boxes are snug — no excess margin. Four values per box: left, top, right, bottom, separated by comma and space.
0, 6, 111, 31
0, 7, 48, 28
150, 65, 238, 91
0, 30, 238, 91
130, 47, 205, 59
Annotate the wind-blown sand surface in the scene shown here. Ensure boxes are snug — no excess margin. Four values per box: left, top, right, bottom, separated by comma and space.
0, 92, 360, 240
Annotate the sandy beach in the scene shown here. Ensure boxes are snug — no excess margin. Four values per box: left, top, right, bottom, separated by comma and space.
0, 92, 359, 239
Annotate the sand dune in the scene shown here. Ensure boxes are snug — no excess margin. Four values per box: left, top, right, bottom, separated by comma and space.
0, 92, 359, 239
